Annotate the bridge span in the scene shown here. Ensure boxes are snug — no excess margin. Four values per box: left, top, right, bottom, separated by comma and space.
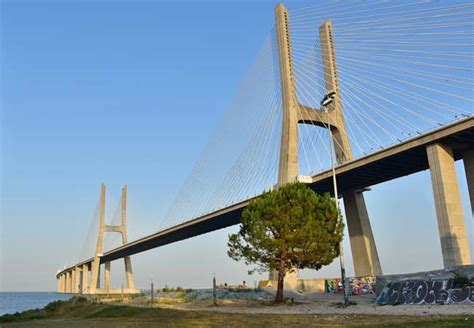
57, 117, 474, 280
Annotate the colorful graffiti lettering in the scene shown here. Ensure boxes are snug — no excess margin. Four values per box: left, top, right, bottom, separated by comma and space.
376, 278, 474, 305
350, 276, 375, 295
325, 276, 375, 295
325, 278, 343, 294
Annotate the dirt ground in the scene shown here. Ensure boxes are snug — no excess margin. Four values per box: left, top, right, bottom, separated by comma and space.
115, 290, 474, 317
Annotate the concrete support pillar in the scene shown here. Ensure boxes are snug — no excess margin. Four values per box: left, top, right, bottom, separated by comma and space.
124, 257, 135, 290
62, 274, 66, 293
463, 150, 474, 218
89, 184, 105, 294
82, 264, 88, 294
275, 3, 299, 185
58, 275, 63, 293
427, 143, 471, 267
71, 269, 77, 294
74, 268, 81, 294
105, 262, 111, 293
65, 272, 70, 293
89, 265, 98, 294
78, 268, 83, 293
89, 259, 101, 294
97, 265, 101, 288
69, 271, 73, 293
343, 191, 382, 276
67, 273, 70, 293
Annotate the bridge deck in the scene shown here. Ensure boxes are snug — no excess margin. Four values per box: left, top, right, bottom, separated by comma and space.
57, 117, 473, 277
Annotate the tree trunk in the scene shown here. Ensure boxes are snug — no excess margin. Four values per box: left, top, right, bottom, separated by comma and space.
275, 258, 286, 303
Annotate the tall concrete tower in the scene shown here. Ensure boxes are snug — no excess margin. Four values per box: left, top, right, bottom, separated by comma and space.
274, 3, 382, 277
87, 184, 137, 294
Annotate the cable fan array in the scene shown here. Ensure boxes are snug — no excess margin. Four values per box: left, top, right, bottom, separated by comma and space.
156, 0, 473, 232
156, 33, 283, 231
289, 0, 473, 176
78, 1, 473, 250
79, 200, 100, 262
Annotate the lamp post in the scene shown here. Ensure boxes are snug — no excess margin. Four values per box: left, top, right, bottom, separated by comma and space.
213, 273, 217, 306
321, 92, 349, 306
151, 281, 154, 304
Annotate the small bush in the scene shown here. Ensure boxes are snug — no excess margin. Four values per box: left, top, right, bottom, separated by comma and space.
44, 300, 63, 312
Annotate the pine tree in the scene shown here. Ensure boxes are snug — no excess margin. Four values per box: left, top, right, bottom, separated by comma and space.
228, 182, 344, 303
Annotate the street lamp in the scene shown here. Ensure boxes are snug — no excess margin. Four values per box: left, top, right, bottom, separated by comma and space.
320, 91, 349, 306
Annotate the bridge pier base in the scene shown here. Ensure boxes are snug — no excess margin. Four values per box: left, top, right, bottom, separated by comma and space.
427, 143, 471, 268
343, 191, 382, 277
463, 150, 474, 218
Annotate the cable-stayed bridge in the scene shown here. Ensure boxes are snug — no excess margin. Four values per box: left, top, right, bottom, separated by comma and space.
57, 1, 474, 294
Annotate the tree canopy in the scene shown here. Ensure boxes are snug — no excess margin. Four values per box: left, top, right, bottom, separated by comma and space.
228, 182, 344, 302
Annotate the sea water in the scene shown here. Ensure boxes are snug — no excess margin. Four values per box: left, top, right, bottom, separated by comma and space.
0, 292, 73, 315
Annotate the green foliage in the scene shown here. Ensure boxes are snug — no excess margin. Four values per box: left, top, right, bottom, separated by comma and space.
161, 285, 190, 293
228, 182, 344, 275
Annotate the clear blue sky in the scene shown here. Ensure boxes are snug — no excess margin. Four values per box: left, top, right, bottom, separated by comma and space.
1, 0, 472, 291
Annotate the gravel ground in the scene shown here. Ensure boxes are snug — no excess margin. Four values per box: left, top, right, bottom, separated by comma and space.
142, 289, 474, 316
178, 299, 474, 316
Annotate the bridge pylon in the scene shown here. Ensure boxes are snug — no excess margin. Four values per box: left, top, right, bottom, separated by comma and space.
85, 184, 139, 295
274, 3, 382, 278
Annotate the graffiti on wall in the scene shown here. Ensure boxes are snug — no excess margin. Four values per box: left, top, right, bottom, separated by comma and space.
325, 276, 375, 295
351, 276, 375, 295
325, 278, 343, 294
376, 279, 474, 305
